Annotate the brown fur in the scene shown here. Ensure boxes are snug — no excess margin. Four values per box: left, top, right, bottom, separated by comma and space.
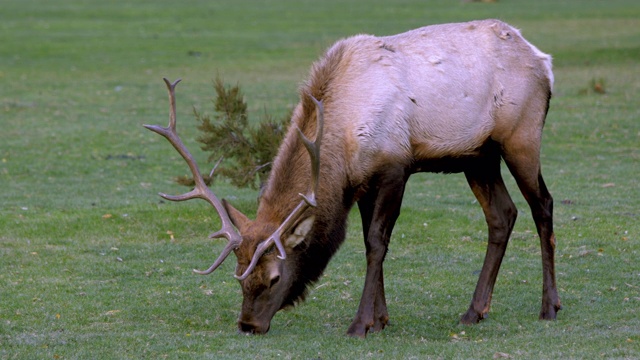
221, 20, 559, 336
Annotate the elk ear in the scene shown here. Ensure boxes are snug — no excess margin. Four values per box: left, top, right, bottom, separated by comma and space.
285, 216, 315, 249
222, 199, 251, 233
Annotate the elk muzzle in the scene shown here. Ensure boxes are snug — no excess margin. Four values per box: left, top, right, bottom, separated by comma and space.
238, 319, 271, 335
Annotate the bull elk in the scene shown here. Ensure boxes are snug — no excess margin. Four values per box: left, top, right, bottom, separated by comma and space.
145, 19, 561, 337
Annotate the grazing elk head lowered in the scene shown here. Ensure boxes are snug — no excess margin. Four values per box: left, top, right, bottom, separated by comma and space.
145, 19, 561, 338
145, 78, 326, 334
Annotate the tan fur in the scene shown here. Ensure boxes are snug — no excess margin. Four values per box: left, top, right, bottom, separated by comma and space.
274, 19, 552, 188
230, 19, 556, 335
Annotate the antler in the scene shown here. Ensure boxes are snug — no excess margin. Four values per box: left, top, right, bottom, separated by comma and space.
235, 96, 324, 280
144, 78, 242, 276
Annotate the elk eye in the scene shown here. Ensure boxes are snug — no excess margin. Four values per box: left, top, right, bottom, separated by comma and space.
269, 275, 280, 288
264, 245, 275, 255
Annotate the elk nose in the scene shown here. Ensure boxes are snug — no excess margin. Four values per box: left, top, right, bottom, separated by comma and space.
238, 320, 269, 335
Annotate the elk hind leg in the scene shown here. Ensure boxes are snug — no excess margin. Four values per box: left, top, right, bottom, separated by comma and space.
461, 154, 517, 324
503, 144, 561, 320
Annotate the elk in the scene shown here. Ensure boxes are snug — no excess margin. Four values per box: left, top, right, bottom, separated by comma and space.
145, 19, 561, 338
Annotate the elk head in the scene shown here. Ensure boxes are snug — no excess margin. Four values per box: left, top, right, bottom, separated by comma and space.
144, 78, 323, 334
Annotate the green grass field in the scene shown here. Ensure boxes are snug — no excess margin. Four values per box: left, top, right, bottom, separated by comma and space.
1, 0, 639, 358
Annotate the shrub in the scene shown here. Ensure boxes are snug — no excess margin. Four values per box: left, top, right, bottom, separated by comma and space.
176, 77, 290, 189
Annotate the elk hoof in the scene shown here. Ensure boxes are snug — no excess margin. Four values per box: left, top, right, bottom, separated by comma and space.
539, 301, 562, 320
460, 309, 485, 325
371, 316, 389, 332
347, 321, 370, 338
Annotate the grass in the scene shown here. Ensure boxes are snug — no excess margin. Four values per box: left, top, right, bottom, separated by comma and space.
1, 0, 639, 358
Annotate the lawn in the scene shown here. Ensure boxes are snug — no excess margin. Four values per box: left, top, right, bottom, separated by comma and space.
1, 0, 639, 358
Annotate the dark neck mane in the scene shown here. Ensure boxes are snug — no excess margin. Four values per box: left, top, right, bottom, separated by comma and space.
259, 40, 355, 306
258, 39, 351, 222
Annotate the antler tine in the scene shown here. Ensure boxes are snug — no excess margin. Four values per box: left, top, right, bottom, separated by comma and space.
296, 96, 323, 207
235, 232, 284, 280
235, 96, 324, 281
144, 78, 242, 276
165, 78, 179, 129
235, 201, 306, 280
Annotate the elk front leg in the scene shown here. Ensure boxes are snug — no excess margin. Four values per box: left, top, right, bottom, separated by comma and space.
348, 168, 408, 337
461, 156, 517, 324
